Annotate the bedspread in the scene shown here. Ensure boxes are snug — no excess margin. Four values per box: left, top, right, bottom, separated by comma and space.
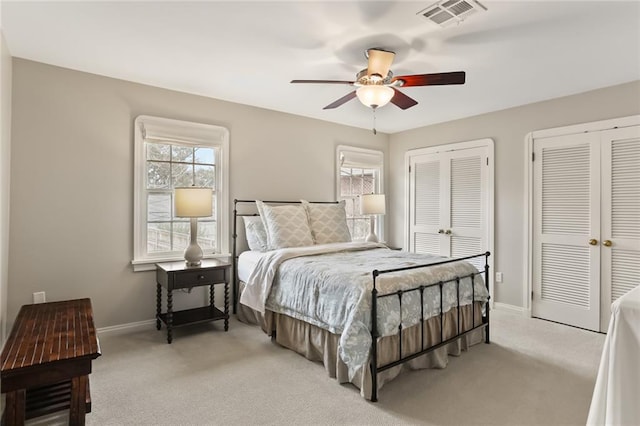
240, 243, 489, 378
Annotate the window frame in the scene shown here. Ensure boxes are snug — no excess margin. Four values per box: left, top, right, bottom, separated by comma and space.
336, 145, 384, 242
132, 115, 230, 272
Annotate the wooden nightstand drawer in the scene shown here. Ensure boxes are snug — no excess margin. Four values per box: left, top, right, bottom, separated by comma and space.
173, 268, 225, 289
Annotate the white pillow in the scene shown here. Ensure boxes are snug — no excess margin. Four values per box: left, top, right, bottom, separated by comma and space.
242, 216, 268, 252
301, 200, 352, 245
256, 201, 314, 249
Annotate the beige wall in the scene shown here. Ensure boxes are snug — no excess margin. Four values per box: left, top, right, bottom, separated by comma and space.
8, 59, 389, 329
388, 80, 640, 308
9, 56, 640, 327
0, 31, 12, 342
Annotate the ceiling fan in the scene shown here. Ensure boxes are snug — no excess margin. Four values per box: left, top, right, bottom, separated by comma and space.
291, 48, 466, 111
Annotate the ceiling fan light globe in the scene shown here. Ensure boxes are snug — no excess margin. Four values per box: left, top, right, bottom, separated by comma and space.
356, 85, 394, 109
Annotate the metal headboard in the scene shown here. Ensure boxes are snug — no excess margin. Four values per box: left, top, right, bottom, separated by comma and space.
231, 199, 339, 313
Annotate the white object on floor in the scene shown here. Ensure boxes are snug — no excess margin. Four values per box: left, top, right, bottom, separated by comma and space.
587, 284, 640, 425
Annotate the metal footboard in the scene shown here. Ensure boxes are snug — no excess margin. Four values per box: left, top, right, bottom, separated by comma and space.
370, 251, 491, 402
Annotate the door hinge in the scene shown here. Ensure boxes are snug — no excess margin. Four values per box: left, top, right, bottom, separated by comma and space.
409, 165, 412, 173
531, 152, 535, 162
486, 157, 489, 166
531, 290, 534, 300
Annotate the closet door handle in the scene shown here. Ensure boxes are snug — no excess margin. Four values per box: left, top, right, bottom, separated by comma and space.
588, 239, 598, 246
445, 229, 452, 235
602, 240, 612, 247
438, 229, 445, 234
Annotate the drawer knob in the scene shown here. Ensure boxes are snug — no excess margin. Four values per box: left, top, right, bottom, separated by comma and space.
198, 275, 205, 280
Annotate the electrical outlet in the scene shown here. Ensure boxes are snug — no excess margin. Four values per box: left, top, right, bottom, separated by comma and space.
495, 272, 503, 283
33, 291, 46, 304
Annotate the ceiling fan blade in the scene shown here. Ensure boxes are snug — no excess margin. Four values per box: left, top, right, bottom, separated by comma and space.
367, 48, 395, 79
391, 88, 418, 110
392, 71, 466, 87
323, 91, 357, 110
291, 79, 354, 85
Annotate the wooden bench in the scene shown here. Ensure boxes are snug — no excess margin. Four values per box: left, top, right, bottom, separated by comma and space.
1, 299, 101, 425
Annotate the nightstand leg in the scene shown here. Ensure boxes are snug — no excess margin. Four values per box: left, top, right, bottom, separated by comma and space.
167, 290, 173, 344
209, 284, 215, 307
156, 283, 162, 330
224, 282, 229, 331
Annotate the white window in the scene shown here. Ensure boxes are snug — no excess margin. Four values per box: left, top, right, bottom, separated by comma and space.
132, 116, 229, 271
336, 145, 384, 241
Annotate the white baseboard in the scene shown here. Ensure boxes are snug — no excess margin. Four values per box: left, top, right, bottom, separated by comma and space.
97, 319, 156, 336
494, 302, 526, 315
97, 303, 529, 335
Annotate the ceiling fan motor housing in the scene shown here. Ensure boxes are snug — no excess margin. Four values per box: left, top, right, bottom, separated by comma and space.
356, 69, 394, 86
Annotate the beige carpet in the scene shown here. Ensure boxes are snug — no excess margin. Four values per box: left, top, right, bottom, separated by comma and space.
35, 309, 605, 425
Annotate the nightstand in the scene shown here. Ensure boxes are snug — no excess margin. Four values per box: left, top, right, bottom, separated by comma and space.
155, 259, 230, 344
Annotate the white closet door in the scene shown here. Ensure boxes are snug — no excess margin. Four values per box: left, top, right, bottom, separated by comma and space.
600, 126, 640, 330
409, 146, 488, 269
448, 148, 488, 270
532, 133, 601, 331
409, 153, 447, 255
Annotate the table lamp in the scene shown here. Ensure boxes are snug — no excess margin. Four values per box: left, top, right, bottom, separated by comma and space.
174, 187, 213, 266
361, 193, 385, 243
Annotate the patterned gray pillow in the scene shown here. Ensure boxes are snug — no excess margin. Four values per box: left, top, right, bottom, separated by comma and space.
242, 216, 268, 252
301, 200, 352, 245
256, 201, 314, 249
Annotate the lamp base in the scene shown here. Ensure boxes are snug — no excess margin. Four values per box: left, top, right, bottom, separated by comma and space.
184, 217, 203, 267
365, 233, 379, 243
365, 215, 379, 243
183, 243, 203, 267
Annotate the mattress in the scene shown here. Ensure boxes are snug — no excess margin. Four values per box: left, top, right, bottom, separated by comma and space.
237, 250, 265, 283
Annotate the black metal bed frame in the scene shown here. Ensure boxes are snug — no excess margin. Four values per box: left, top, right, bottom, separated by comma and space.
370, 252, 490, 401
232, 199, 490, 402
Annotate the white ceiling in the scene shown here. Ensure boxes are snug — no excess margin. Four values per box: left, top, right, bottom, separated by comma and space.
2, 1, 639, 133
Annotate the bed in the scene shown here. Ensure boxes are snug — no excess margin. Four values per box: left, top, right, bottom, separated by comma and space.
232, 199, 490, 401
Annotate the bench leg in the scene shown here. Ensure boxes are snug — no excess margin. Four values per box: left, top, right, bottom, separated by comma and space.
4, 389, 26, 426
69, 375, 88, 426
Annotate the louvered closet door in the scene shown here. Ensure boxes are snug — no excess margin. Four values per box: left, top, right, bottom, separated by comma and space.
532, 133, 601, 331
409, 153, 448, 255
409, 147, 488, 265
600, 126, 640, 331
448, 148, 488, 270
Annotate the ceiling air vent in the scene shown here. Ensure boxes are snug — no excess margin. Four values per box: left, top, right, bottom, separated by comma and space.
417, 0, 487, 27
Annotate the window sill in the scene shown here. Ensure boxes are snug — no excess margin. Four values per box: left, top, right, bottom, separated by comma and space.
131, 253, 231, 272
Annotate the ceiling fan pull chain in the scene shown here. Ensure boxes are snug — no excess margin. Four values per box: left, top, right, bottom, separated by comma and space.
372, 108, 377, 135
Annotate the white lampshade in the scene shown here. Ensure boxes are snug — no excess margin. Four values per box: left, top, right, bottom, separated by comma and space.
361, 193, 386, 215
174, 187, 213, 217
356, 85, 394, 109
